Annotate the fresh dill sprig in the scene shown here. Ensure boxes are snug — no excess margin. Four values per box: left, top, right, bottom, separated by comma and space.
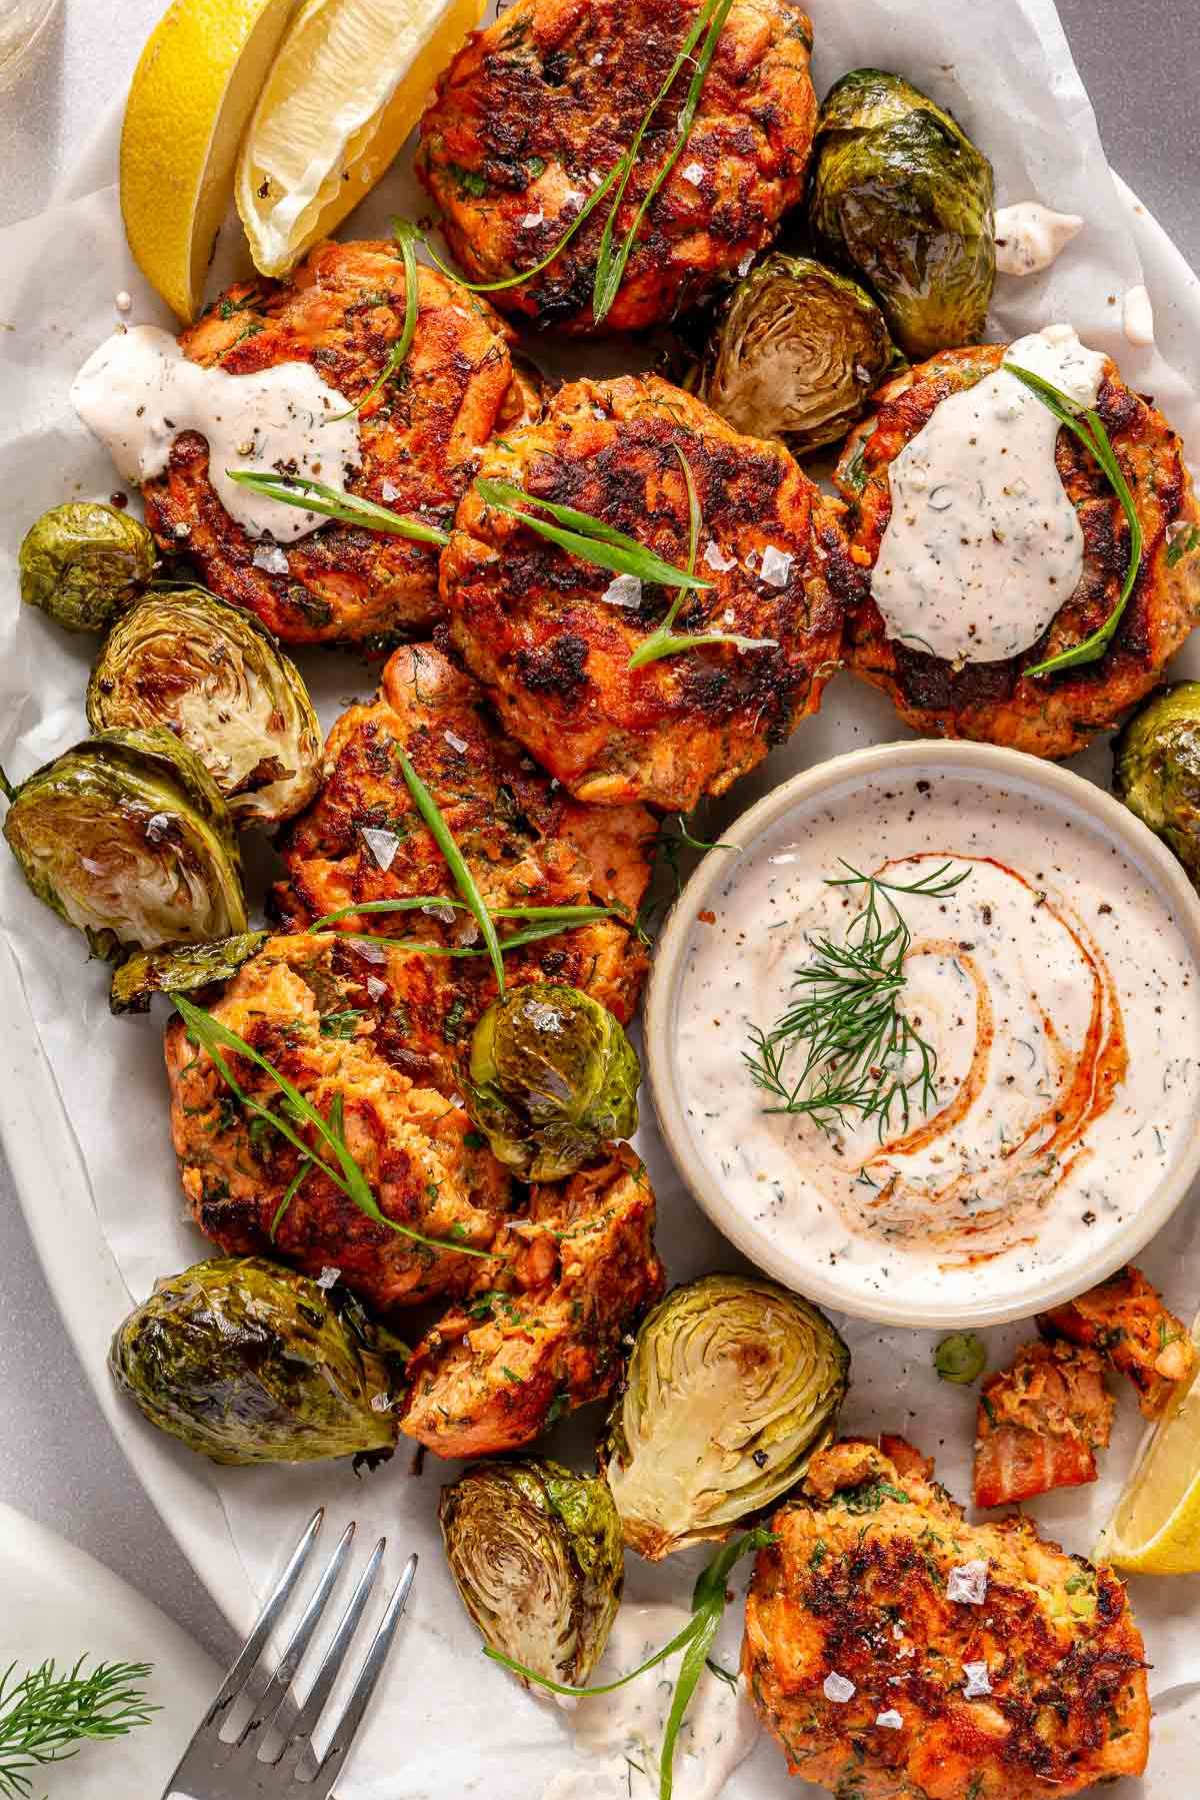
744, 859, 970, 1136
1002, 361, 1144, 679
0, 1657, 157, 1798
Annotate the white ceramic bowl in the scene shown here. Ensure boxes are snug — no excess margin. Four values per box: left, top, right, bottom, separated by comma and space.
645, 739, 1200, 1328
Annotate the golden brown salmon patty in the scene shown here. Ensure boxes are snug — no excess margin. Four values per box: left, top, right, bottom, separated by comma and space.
439, 374, 851, 810
272, 643, 654, 1023
836, 345, 1200, 759
416, 0, 817, 335
744, 1437, 1150, 1799
142, 240, 541, 646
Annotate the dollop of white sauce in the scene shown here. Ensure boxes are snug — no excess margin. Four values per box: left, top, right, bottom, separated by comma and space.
1123, 284, 1156, 348
70, 324, 361, 542
871, 323, 1107, 664
675, 769, 1200, 1314
994, 203, 1084, 276
541, 1606, 757, 1800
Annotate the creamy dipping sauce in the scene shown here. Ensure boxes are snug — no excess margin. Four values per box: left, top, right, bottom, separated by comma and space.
871, 323, 1107, 664
71, 324, 361, 542
541, 1606, 756, 1800
994, 203, 1084, 276
674, 767, 1200, 1315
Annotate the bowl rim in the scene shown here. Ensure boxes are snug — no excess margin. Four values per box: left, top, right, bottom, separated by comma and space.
644, 736, 1200, 1329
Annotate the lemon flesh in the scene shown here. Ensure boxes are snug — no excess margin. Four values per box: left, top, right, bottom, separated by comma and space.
237, 0, 484, 278
1096, 1312, 1200, 1575
120, 0, 297, 321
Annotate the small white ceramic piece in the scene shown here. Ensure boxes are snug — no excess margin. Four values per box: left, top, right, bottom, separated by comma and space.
0, 1501, 217, 1796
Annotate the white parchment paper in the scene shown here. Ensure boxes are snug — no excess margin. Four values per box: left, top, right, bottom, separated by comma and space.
2, 1, 1200, 1792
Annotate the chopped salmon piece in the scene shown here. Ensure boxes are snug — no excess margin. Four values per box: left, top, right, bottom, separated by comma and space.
1040, 1264, 1196, 1418
975, 1339, 1115, 1510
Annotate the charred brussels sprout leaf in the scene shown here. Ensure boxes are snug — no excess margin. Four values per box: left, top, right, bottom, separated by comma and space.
19, 502, 156, 633
109, 1257, 406, 1465
466, 984, 640, 1180
109, 931, 269, 1015
1113, 681, 1200, 888
440, 1460, 623, 1686
2, 727, 247, 958
702, 254, 895, 454
87, 588, 322, 826
601, 1274, 850, 1558
808, 68, 996, 360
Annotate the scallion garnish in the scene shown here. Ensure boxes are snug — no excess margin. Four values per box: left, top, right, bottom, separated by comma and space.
591, 0, 736, 323
629, 448, 777, 668
1002, 361, 1144, 679
328, 218, 423, 422
474, 477, 708, 592
225, 470, 451, 546
483, 1529, 771, 1800
393, 750, 506, 995
416, 0, 733, 323
744, 860, 970, 1135
174, 996, 492, 1259
311, 897, 616, 932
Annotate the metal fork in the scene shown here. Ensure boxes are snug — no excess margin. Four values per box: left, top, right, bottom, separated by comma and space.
161, 1510, 417, 1799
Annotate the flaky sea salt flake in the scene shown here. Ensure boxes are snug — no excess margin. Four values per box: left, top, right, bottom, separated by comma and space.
963, 1661, 992, 1699
361, 827, 400, 872
760, 545, 793, 588
875, 1710, 904, 1731
947, 1560, 989, 1606
823, 1673, 855, 1704
601, 573, 642, 609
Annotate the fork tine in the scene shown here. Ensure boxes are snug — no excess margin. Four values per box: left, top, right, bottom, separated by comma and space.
312, 1553, 419, 1788
275, 1536, 386, 1774
207, 1508, 324, 1724
235, 1521, 357, 1749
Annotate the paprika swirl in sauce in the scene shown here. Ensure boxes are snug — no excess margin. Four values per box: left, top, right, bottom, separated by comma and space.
674, 767, 1200, 1314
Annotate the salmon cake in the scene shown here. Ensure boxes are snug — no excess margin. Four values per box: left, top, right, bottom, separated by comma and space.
440, 374, 851, 809
837, 343, 1200, 758
143, 239, 541, 646
416, 0, 817, 334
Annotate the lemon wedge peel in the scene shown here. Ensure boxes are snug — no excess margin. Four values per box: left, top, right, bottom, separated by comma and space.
236, 0, 486, 279
120, 0, 297, 321
1094, 1311, 1200, 1576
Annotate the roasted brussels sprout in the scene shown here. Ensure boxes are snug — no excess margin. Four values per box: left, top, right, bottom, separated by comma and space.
87, 588, 322, 826
601, 1274, 850, 1559
2, 727, 247, 958
109, 930, 269, 1015
807, 68, 996, 360
440, 1460, 623, 1686
19, 501, 156, 633
466, 984, 640, 1180
109, 1257, 406, 1465
1113, 682, 1200, 887
702, 254, 895, 454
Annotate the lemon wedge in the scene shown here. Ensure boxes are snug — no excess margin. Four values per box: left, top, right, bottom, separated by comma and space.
1095, 1311, 1200, 1574
120, 0, 297, 321
236, 0, 484, 278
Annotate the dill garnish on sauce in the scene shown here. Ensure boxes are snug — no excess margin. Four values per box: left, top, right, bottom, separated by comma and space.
744, 859, 970, 1136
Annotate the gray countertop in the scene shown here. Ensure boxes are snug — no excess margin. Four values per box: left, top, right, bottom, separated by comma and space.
0, 0, 1196, 1669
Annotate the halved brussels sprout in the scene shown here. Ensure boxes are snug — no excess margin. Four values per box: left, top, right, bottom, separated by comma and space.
1113, 682, 1200, 888
600, 1274, 850, 1559
440, 1460, 623, 1686
109, 1257, 406, 1466
2, 727, 247, 958
702, 254, 895, 454
109, 931, 269, 1015
87, 588, 322, 826
808, 68, 996, 360
19, 501, 156, 633
466, 984, 640, 1180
